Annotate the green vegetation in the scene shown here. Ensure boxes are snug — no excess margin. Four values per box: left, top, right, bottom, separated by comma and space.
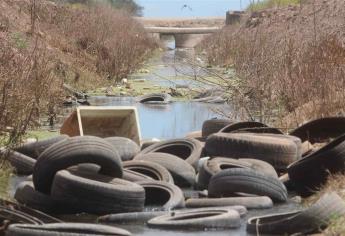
11, 32, 27, 49
247, 0, 300, 11
26, 130, 59, 141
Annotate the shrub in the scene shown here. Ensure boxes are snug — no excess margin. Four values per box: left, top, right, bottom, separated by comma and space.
247, 0, 301, 11
0, 36, 63, 147
200, 0, 345, 128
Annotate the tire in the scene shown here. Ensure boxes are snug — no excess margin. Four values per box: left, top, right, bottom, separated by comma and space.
237, 158, 278, 178
51, 170, 145, 215
148, 209, 241, 229
219, 121, 267, 133
205, 133, 298, 171
185, 131, 205, 142
137, 180, 185, 210
33, 136, 122, 194
14, 181, 58, 213
186, 196, 273, 209
247, 192, 345, 235
76, 164, 154, 183
2, 150, 36, 175
139, 138, 202, 169
197, 160, 213, 190
289, 117, 345, 143
208, 168, 287, 203
98, 211, 166, 224
201, 119, 233, 137
6, 223, 131, 236
197, 158, 278, 190
104, 137, 140, 161
15, 135, 68, 159
97, 206, 247, 224
140, 140, 159, 151
279, 173, 295, 191
288, 134, 345, 197
0, 199, 61, 224
137, 93, 171, 104
233, 127, 284, 135
122, 169, 154, 182
247, 133, 303, 160
134, 153, 196, 187
209, 158, 278, 178
123, 160, 174, 184
0, 206, 43, 225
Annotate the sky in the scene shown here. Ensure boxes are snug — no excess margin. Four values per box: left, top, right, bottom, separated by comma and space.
136, 0, 252, 18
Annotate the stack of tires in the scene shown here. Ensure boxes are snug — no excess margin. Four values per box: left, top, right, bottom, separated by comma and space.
14, 136, 146, 215
7, 116, 345, 234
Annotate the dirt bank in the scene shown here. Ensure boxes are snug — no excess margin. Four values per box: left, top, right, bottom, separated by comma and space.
200, 0, 345, 128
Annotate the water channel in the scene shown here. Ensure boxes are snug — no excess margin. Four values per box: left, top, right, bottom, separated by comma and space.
10, 37, 300, 236
88, 36, 231, 141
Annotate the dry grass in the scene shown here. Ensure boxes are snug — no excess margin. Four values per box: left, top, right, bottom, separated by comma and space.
0, 163, 13, 199
200, 0, 345, 128
247, 0, 301, 11
304, 174, 345, 235
51, 5, 157, 83
0, 0, 157, 146
0, 35, 63, 147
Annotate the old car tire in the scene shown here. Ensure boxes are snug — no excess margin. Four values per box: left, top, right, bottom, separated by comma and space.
139, 138, 202, 169
137, 93, 171, 104
219, 121, 267, 133
14, 181, 58, 213
134, 153, 196, 187
98, 211, 166, 224
205, 133, 298, 171
201, 119, 233, 137
289, 117, 345, 143
233, 127, 284, 135
208, 158, 278, 178
197, 158, 277, 190
208, 168, 287, 202
123, 160, 174, 184
105, 137, 140, 161
15, 135, 68, 159
33, 136, 122, 194
6, 223, 131, 236
186, 196, 273, 209
3, 150, 36, 175
288, 134, 345, 197
247, 192, 345, 235
122, 169, 154, 182
148, 209, 240, 229
137, 180, 185, 210
51, 170, 145, 214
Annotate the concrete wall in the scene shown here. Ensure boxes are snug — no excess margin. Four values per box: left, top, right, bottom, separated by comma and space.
174, 33, 209, 48
226, 11, 243, 25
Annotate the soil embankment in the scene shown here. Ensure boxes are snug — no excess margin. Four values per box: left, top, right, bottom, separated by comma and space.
201, 0, 345, 128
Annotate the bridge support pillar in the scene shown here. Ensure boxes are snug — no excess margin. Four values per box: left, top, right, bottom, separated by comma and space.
148, 33, 161, 41
174, 33, 209, 48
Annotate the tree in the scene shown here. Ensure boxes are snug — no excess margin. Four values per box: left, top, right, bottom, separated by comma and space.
61, 0, 143, 16
107, 0, 143, 16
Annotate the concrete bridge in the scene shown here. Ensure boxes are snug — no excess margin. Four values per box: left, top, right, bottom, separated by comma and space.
145, 26, 221, 48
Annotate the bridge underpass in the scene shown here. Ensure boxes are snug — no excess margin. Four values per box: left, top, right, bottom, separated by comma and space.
144, 27, 221, 48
